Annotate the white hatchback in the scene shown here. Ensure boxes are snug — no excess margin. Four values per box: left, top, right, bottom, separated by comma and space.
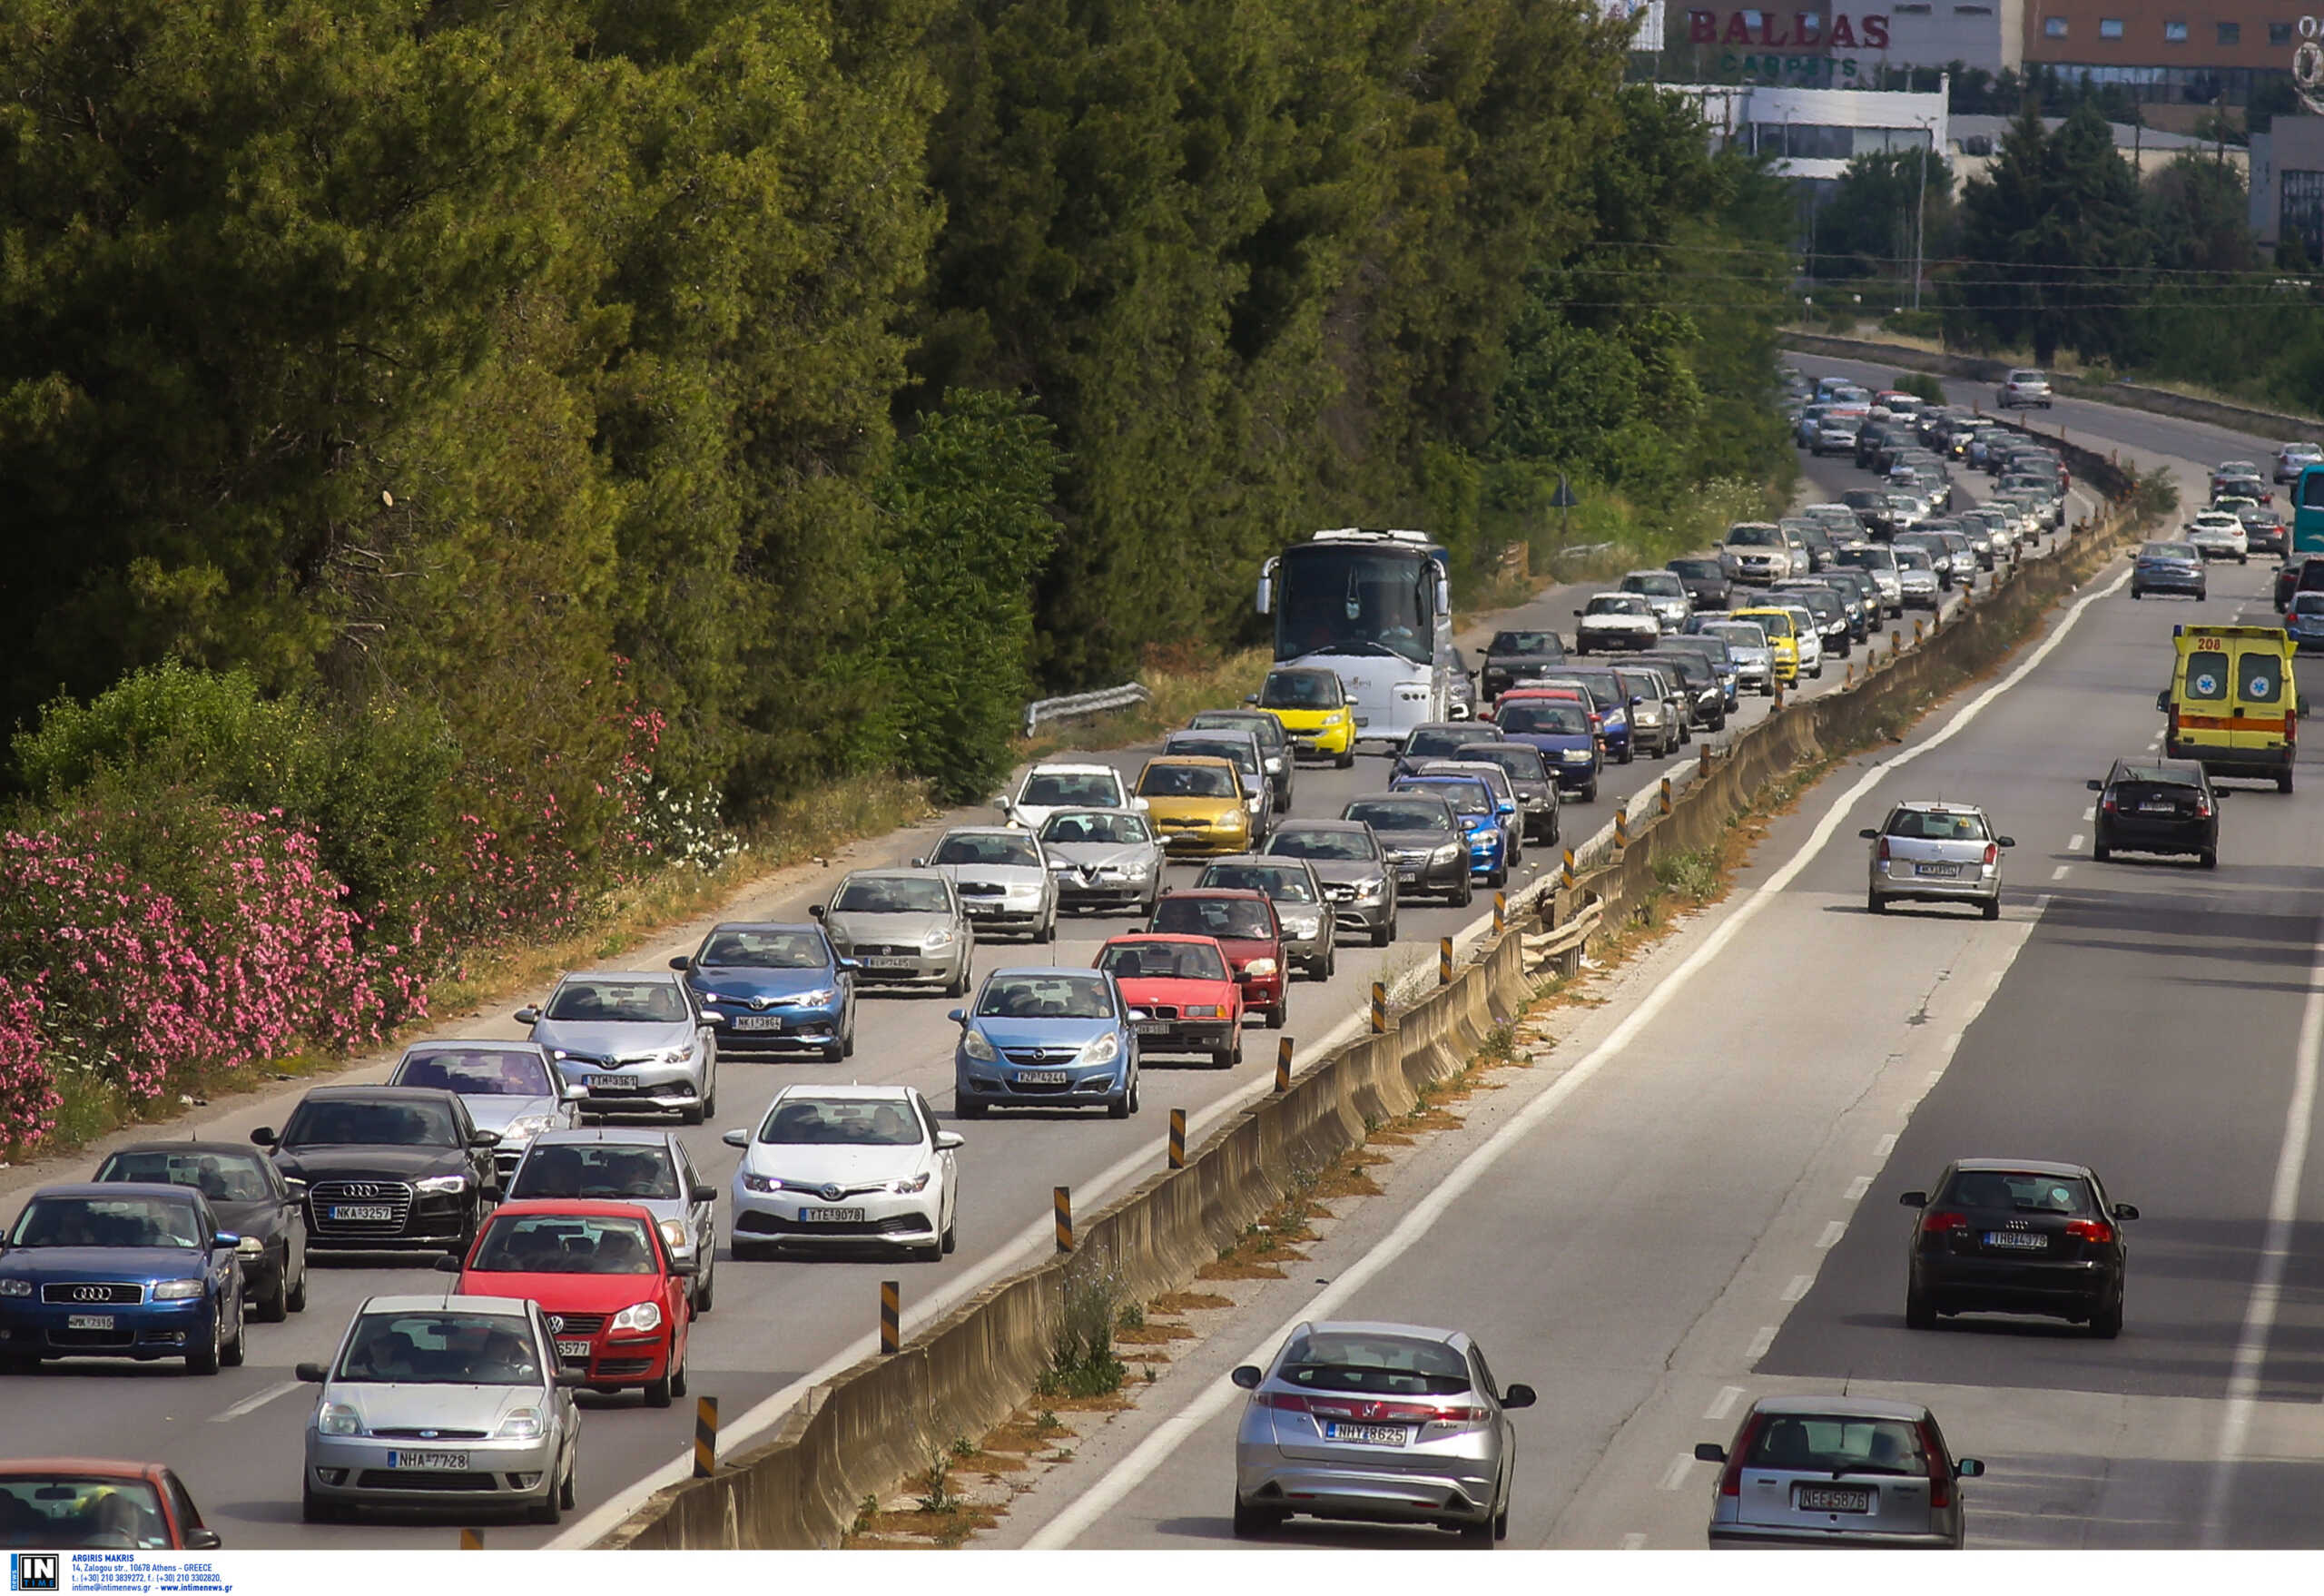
2184, 511, 2250, 564
724, 1085, 960, 1262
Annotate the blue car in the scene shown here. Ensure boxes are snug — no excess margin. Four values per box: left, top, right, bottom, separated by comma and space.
674, 921, 857, 1061
2290, 593, 2324, 651
951, 967, 1140, 1119
0, 1183, 247, 1374
1390, 774, 1511, 888
1485, 697, 1600, 802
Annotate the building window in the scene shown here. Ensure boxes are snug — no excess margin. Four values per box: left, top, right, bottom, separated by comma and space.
2218, 20, 2240, 43
2284, 170, 2324, 264
2045, 15, 2068, 34
2272, 21, 2294, 44
2162, 19, 2187, 38
1955, 5, 1992, 13
2099, 16, 2123, 36
1891, 3, 1930, 11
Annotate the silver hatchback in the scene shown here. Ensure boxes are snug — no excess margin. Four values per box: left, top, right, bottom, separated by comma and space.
1695, 1394, 1984, 1549
1230, 1319, 1535, 1542
1863, 801, 2014, 920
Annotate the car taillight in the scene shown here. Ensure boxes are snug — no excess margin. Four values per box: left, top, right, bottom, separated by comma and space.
1876, 836, 1890, 862
1920, 1420, 1953, 1509
1982, 842, 1999, 866
2064, 1217, 2115, 1245
1922, 1209, 1969, 1235
2102, 793, 2116, 813
2194, 794, 2212, 818
1256, 1390, 1314, 1413
1719, 1416, 1765, 1497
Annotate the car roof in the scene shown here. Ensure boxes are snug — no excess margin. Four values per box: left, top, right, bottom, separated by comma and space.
1893, 800, 1987, 814
527, 1127, 679, 1149
701, 921, 823, 935
1200, 855, 1307, 871
484, 1198, 659, 1222
1157, 887, 1270, 903
358, 1293, 536, 1316
0, 1460, 175, 1483
1298, 1318, 1469, 1347
840, 866, 950, 880
1144, 754, 1236, 769
1749, 1394, 1931, 1422
1101, 932, 1226, 948
987, 964, 1113, 979
1273, 817, 1367, 832
770, 1082, 915, 1104
939, 824, 1036, 838
1405, 721, 1475, 735
1953, 1157, 2095, 1177
555, 970, 680, 985
399, 1038, 545, 1057
295, 1084, 463, 1103
103, 1140, 273, 1160
1026, 763, 1120, 777
28, 1181, 199, 1204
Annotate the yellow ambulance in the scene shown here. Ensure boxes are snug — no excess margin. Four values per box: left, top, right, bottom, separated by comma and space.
2158, 625, 2301, 792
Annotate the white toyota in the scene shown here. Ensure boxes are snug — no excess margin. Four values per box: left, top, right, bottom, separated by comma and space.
724, 1085, 960, 1262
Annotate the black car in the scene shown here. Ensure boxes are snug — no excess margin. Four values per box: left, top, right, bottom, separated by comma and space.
1393, 721, 1485, 781
1187, 708, 1295, 807
1341, 793, 1472, 906
1453, 742, 1561, 846
2089, 758, 2219, 867
252, 1086, 499, 1255
1901, 1159, 2137, 1337
1665, 557, 1730, 613
1839, 488, 1896, 539
2274, 552, 2324, 610
94, 1142, 310, 1321
1639, 649, 1726, 732
1478, 629, 1567, 703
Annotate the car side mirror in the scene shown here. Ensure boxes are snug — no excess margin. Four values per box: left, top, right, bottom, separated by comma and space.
808, 903, 827, 920
212, 1232, 240, 1252
668, 1258, 697, 1277
470, 1129, 500, 1148
434, 1254, 463, 1274
1501, 1383, 1537, 1410
948, 1008, 967, 1025
514, 1006, 541, 1026
1857, 828, 1878, 840
563, 1082, 588, 1102
1955, 1458, 1986, 1479
2112, 1202, 2141, 1221
1244, 694, 1258, 704
722, 1128, 750, 1149
1694, 1443, 1728, 1463
2086, 779, 2103, 791
911, 856, 928, 869
2156, 689, 2171, 712
295, 1362, 330, 1384
689, 1183, 717, 1206
250, 1127, 278, 1148
936, 1132, 965, 1151
668, 956, 690, 971
1571, 608, 1584, 617
837, 957, 861, 972
1230, 1365, 1265, 1390
1997, 836, 2016, 849
184, 1529, 223, 1551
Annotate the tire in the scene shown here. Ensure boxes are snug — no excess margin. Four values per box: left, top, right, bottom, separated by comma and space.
1265, 1001, 1288, 1030
1616, 741, 1633, 765
1981, 897, 2002, 921
1038, 911, 1057, 944
255, 1258, 290, 1325
2093, 841, 2111, 862
1457, 1515, 1494, 1546
842, 1015, 857, 1059
1905, 1286, 1937, 1331
222, 1309, 245, 1369
2091, 1294, 2123, 1339
1450, 873, 1473, 909
680, 1098, 705, 1128
528, 1475, 564, 1525
1128, 1073, 1140, 1114
1494, 1503, 1510, 1542
700, 1069, 716, 1119
286, 1257, 308, 1315
694, 1261, 714, 1316
1582, 780, 1599, 802
1232, 1497, 1284, 1538
821, 1038, 846, 1063
955, 1098, 987, 1120
1866, 891, 1885, 915
1371, 915, 1392, 948
2201, 848, 2219, 870
732, 1236, 774, 1262
301, 1483, 339, 1524
942, 1217, 958, 1255
671, 1357, 688, 1399
187, 1310, 222, 1376
2280, 767, 2296, 793
560, 1462, 577, 1511
1488, 863, 1508, 890
1336, 745, 1355, 770
1108, 1090, 1132, 1120
645, 1367, 675, 1408
946, 962, 970, 1000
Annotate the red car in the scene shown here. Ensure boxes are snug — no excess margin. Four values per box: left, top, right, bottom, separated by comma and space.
1147, 889, 1287, 1028
451, 1199, 692, 1406
1095, 934, 1246, 1068
0, 1459, 221, 1549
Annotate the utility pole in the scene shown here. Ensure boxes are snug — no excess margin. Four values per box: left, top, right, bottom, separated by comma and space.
1913, 125, 1931, 310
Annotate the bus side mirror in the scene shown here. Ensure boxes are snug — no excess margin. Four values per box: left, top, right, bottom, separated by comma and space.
1256, 576, 1273, 616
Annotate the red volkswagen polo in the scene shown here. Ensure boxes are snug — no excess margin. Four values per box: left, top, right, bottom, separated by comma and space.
1146, 889, 1286, 1029
1095, 934, 1246, 1068
449, 1199, 692, 1407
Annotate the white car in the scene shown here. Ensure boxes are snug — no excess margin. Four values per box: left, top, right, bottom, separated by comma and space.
2184, 511, 2250, 564
2276, 441, 2321, 484
1719, 522, 1797, 585
1571, 592, 1661, 654
997, 763, 1139, 832
1996, 369, 2052, 409
1619, 569, 1692, 631
917, 825, 1059, 941
724, 1085, 960, 1262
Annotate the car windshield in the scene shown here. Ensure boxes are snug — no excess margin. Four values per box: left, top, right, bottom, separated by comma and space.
0, 1478, 172, 1550
1458, 744, 1547, 780
1497, 702, 1589, 735
1727, 525, 1778, 547
1151, 896, 1276, 941
2294, 594, 2324, 616
1395, 779, 1492, 817
1098, 940, 1230, 982
281, 1098, 458, 1148
1586, 596, 1649, 616
1403, 728, 1472, 761
1276, 1331, 1472, 1397
1265, 828, 1376, 862
1190, 713, 1278, 747
394, 1049, 555, 1098
1169, 737, 1258, 773
1745, 1415, 1931, 1477
975, 973, 1117, 1020
1345, 799, 1452, 834
1488, 630, 1561, 656
1941, 1169, 2097, 1214
9, 1196, 202, 1249
696, 930, 827, 970
509, 1143, 680, 1200
1138, 762, 1236, 799
932, 832, 1043, 869
1040, 811, 1151, 845
1019, 771, 1120, 808
471, 1213, 659, 1275
545, 980, 689, 1024
1740, 612, 1794, 638
334, 1311, 542, 1386
757, 1096, 924, 1146
1614, 670, 1669, 699
1668, 559, 1721, 580
832, 876, 951, 914
1896, 549, 1934, 570
1625, 574, 1683, 596
1258, 672, 1340, 709
1704, 623, 1767, 648
96, 1149, 272, 1203
1885, 808, 1990, 841
1201, 865, 1316, 902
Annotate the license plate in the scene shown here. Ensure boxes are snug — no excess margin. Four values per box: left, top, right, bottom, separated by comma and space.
556, 1339, 593, 1360
1914, 862, 1962, 877
65, 1314, 115, 1331
386, 1450, 469, 1472
1984, 1231, 2048, 1250
1797, 1486, 1870, 1513
331, 1205, 395, 1222
1015, 1069, 1069, 1086
803, 1207, 866, 1224
861, 956, 915, 970
1395, 868, 1421, 882
965, 901, 1004, 915
2139, 802, 2178, 814
588, 1077, 639, 1092
732, 1015, 785, 1031
1136, 1020, 1171, 1034
1322, 1423, 1409, 1447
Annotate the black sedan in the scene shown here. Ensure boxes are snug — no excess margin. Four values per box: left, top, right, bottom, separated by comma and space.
1478, 629, 1566, 703
1664, 557, 1731, 613
2131, 541, 2206, 600
1901, 1159, 2137, 1337
252, 1086, 499, 1255
2090, 758, 2219, 867
93, 1142, 310, 1321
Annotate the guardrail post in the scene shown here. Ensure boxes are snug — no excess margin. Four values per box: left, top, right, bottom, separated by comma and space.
1659, 777, 1672, 816
1438, 937, 1453, 985
1844, 660, 1855, 685
1893, 628, 1904, 658
1369, 981, 1386, 1034
1492, 892, 1506, 934
879, 1282, 901, 1355
1275, 1037, 1292, 1092
1613, 809, 1630, 853
1772, 680, 1785, 710
1054, 1187, 1073, 1253
1914, 618, 1925, 643
694, 1395, 720, 1477
1167, 1108, 1187, 1168
1561, 849, 1576, 890
459, 1529, 484, 1551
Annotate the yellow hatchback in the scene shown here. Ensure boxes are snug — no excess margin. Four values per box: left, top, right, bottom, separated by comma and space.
1136, 755, 1256, 855
1251, 666, 1357, 767
1731, 607, 1801, 685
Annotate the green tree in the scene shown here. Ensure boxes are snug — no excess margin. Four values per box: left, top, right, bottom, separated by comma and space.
1815, 149, 1955, 285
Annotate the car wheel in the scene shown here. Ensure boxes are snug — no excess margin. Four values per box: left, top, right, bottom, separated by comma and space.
1905, 1285, 1937, 1330
528, 1473, 565, 1525
1456, 1514, 1494, 1546
1265, 1000, 1288, 1030
1232, 1496, 1284, 1538
1616, 742, 1632, 764
671, 1356, 688, 1399
1108, 1090, 1132, 1121
645, 1367, 675, 1408
1321, 943, 1337, 980
942, 1216, 957, 1255
187, 1310, 222, 1376
256, 1259, 290, 1324
701, 1070, 717, 1119
560, 1459, 577, 1511
1981, 897, 2002, 921
287, 1254, 309, 1314
2093, 841, 2111, 862
222, 1307, 246, 1369
2241, 554, 2250, 565
842, 1016, 857, 1059
1336, 745, 1355, 770
300, 1483, 340, 1524
2091, 1293, 2123, 1339
1450, 874, 1472, 908
680, 1098, 705, 1128
821, 1038, 847, 1063
1039, 911, 1057, 944
2201, 848, 2219, 869
2280, 767, 2296, 793
1371, 916, 1393, 948
955, 1096, 987, 1119
1488, 863, 1508, 890
1581, 780, 1599, 802
694, 1262, 714, 1316
1866, 891, 1885, 915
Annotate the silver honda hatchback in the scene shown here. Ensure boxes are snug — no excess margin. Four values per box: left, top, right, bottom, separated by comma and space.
1695, 1394, 1985, 1549
1230, 1319, 1534, 1543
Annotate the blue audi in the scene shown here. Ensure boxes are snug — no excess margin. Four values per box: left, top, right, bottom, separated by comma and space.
673, 921, 857, 1061
1390, 774, 1512, 889
951, 967, 1140, 1119
0, 1184, 247, 1374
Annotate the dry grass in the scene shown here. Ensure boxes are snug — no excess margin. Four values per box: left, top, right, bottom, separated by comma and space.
1019, 645, 1272, 759
1114, 1321, 1196, 1345
1151, 1290, 1232, 1313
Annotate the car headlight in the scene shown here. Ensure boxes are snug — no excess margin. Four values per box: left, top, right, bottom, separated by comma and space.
741, 1172, 785, 1193
1430, 842, 1462, 864
236, 1236, 265, 1257
1076, 1032, 1122, 1069
652, 1047, 693, 1067
1282, 915, 1322, 938
497, 1407, 546, 1441
961, 1030, 999, 1062
610, 1301, 663, 1335
501, 1112, 558, 1142
1123, 860, 1151, 880
924, 928, 958, 951
153, 1278, 205, 1301
789, 987, 837, 1008
1353, 876, 1385, 898
1182, 1004, 1223, 1018
318, 1402, 363, 1437
0, 1279, 31, 1297
890, 1173, 932, 1195
1244, 959, 1279, 979
657, 1218, 691, 1256
414, 1175, 469, 1197
700, 991, 733, 1005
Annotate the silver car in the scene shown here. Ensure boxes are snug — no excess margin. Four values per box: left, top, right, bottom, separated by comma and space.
1230, 1319, 1535, 1542
1894, 547, 1940, 609
1196, 855, 1334, 980
296, 1294, 581, 1525
1863, 801, 2014, 920
812, 869, 974, 996
918, 825, 1059, 942
1037, 808, 1167, 917
503, 1128, 720, 1315
1187, 709, 1295, 807
517, 971, 718, 1126
1620, 569, 1691, 632
386, 1039, 581, 1187
1261, 821, 1398, 947
1697, 619, 1775, 695
1695, 1394, 1984, 1549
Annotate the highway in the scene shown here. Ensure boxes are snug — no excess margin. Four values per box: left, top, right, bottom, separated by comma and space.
0, 372, 2098, 1549
992, 364, 2324, 1550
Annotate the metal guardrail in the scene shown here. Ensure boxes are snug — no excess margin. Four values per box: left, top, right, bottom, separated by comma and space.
1552, 540, 1615, 561
1522, 896, 1603, 979
1022, 682, 1151, 737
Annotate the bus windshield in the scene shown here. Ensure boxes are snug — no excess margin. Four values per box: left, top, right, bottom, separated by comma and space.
1274, 544, 1436, 665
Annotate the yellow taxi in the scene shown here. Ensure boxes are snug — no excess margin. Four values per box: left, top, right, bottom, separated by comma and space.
1730, 606, 1802, 685
2161, 624, 2302, 792
1135, 755, 1256, 854
1250, 666, 1356, 767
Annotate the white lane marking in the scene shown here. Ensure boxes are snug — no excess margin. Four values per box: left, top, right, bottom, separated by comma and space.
2068, 832, 2086, 852
1816, 1220, 1847, 1249
1026, 557, 2134, 1549
2148, 734, 2162, 748
2032, 894, 2054, 913
2083, 806, 2095, 822
2052, 864, 2071, 881
1844, 1175, 1873, 1201
1620, 1532, 1649, 1550
211, 1379, 302, 1423
1875, 1132, 1898, 1157
2201, 926, 2324, 1547
1704, 1384, 1744, 1422
1744, 1325, 1777, 1361
1781, 1273, 1815, 1302
1658, 1454, 1695, 1491
1942, 1030, 1963, 1055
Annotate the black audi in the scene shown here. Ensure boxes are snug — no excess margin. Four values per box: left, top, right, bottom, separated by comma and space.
2090, 757, 2220, 868
1900, 1159, 2138, 1338
94, 1142, 310, 1321
251, 1087, 499, 1256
